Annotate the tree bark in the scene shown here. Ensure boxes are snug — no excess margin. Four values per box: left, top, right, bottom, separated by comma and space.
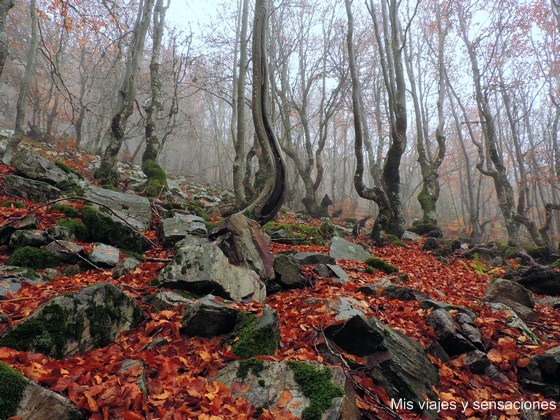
0, 0, 14, 79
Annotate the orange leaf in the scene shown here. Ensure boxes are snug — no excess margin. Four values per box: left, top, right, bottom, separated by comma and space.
517, 357, 531, 368
277, 390, 293, 408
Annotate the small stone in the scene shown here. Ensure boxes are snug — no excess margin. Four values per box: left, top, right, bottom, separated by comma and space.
88, 244, 120, 267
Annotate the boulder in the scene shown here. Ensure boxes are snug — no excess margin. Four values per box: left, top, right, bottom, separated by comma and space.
44, 240, 84, 264
3, 175, 61, 202
273, 254, 307, 289
514, 266, 560, 296
45, 225, 75, 241
145, 290, 195, 311
422, 237, 440, 251
329, 237, 371, 261
0, 214, 38, 245
181, 295, 238, 337
402, 231, 422, 241
358, 278, 393, 296
313, 264, 349, 283
483, 278, 536, 320
425, 309, 480, 357
382, 285, 429, 302
10, 148, 82, 190
419, 299, 477, 321
159, 214, 207, 247
323, 298, 439, 417
0, 361, 85, 419
112, 257, 141, 278
155, 239, 266, 302
83, 185, 152, 230
0, 266, 45, 298
292, 252, 335, 265
210, 213, 274, 281
87, 244, 120, 267
212, 360, 359, 420
463, 350, 490, 374
487, 303, 540, 344
0, 283, 145, 358
518, 346, 560, 400
8, 229, 49, 248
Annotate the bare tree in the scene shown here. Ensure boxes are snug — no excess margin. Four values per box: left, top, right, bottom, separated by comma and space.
0, 0, 14, 79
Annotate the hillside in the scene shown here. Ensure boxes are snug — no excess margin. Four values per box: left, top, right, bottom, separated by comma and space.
0, 141, 559, 420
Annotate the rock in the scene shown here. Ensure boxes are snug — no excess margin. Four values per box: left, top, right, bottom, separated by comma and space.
456, 313, 485, 352
402, 231, 422, 241
210, 213, 275, 281
112, 257, 141, 278
45, 225, 75, 241
0, 214, 38, 245
10, 148, 82, 190
425, 309, 478, 357
358, 278, 393, 296
180, 295, 238, 337
483, 278, 536, 320
88, 244, 120, 267
0, 361, 85, 419
231, 309, 280, 358
121, 359, 148, 395
514, 266, 560, 296
323, 299, 439, 417
313, 264, 349, 283
535, 297, 560, 309
487, 303, 540, 344
159, 214, 207, 247
329, 236, 371, 261
273, 254, 307, 289
518, 346, 560, 399
144, 290, 195, 311
8, 229, 49, 248
0, 283, 145, 358
44, 240, 84, 264
292, 252, 336, 265
3, 175, 61, 202
0, 266, 45, 298
83, 184, 152, 230
463, 350, 490, 373
422, 237, 440, 251
212, 360, 359, 420
419, 299, 477, 321
382, 285, 430, 302
155, 239, 266, 302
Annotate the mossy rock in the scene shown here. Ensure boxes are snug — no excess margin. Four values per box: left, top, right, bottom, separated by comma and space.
287, 361, 344, 420
236, 358, 265, 380
8, 246, 61, 269
0, 200, 26, 209
364, 257, 399, 274
50, 203, 80, 218
410, 222, 442, 236
385, 234, 409, 248
57, 218, 88, 241
523, 246, 548, 260
55, 161, 84, 180
0, 361, 27, 419
143, 160, 167, 197
230, 311, 280, 358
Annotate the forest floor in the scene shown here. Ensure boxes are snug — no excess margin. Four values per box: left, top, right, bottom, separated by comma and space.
0, 140, 559, 419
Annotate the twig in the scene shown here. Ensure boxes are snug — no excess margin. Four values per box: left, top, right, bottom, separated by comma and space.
46, 234, 101, 271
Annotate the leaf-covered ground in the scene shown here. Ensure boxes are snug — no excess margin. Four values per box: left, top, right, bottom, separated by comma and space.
1, 148, 560, 419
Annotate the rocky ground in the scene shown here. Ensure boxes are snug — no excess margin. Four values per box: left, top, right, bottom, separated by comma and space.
0, 139, 559, 419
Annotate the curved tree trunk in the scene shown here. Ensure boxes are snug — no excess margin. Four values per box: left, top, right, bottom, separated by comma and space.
0, 0, 14, 79
240, 0, 286, 225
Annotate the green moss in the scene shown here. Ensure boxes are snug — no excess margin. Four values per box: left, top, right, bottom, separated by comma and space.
263, 221, 331, 245
0, 361, 27, 418
55, 161, 84, 179
143, 160, 168, 198
121, 250, 145, 261
287, 362, 343, 420
63, 265, 81, 276
364, 257, 399, 274
550, 259, 560, 270
236, 358, 265, 381
58, 218, 88, 241
524, 246, 547, 259
8, 246, 60, 269
0, 200, 25, 208
231, 312, 278, 358
410, 222, 442, 236
385, 234, 409, 248
50, 204, 80, 218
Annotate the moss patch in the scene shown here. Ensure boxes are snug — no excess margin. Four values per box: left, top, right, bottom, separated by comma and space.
0, 200, 25, 208
231, 312, 278, 358
55, 161, 84, 179
58, 218, 88, 241
287, 361, 344, 420
8, 246, 60, 269
385, 234, 409, 248
50, 203, 80, 218
0, 361, 27, 419
143, 160, 167, 198
236, 358, 265, 381
364, 257, 399, 274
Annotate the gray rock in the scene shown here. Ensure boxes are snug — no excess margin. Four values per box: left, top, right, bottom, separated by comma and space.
422, 237, 440, 251
463, 350, 490, 373
4, 175, 61, 202
273, 254, 307, 289
402, 231, 422, 241
159, 214, 207, 247
313, 264, 349, 283
323, 299, 439, 417
212, 360, 359, 420
518, 346, 560, 399
155, 240, 266, 302
0, 361, 85, 419
121, 359, 148, 395
0, 214, 38, 245
419, 299, 477, 320
483, 278, 536, 320
181, 295, 238, 337
425, 309, 477, 357
9, 229, 49, 248
535, 297, 560, 309
83, 184, 152, 230
10, 148, 83, 190
88, 244, 120, 267
0, 266, 45, 298
292, 252, 336, 265
210, 213, 275, 281
45, 225, 75, 241
381, 285, 430, 302
358, 278, 393, 296
487, 303, 540, 344
112, 257, 141, 278
0, 283, 145, 358
456, 313, 485, 352
44, 240, 84, 264
145, 290, 195, 311
329, 236, 371, 261
515, 266, 560, 296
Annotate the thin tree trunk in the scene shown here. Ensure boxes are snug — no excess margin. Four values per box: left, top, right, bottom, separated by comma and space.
0, 0, 14, 79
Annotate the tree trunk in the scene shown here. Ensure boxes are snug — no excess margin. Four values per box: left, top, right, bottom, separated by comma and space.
0, 0, 14, 79
3, 0, 38, 164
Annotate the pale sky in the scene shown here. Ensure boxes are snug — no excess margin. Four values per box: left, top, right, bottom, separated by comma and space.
167, 0, 223, 31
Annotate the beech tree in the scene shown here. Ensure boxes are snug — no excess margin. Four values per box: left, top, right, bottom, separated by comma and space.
0, 0, 14, 79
